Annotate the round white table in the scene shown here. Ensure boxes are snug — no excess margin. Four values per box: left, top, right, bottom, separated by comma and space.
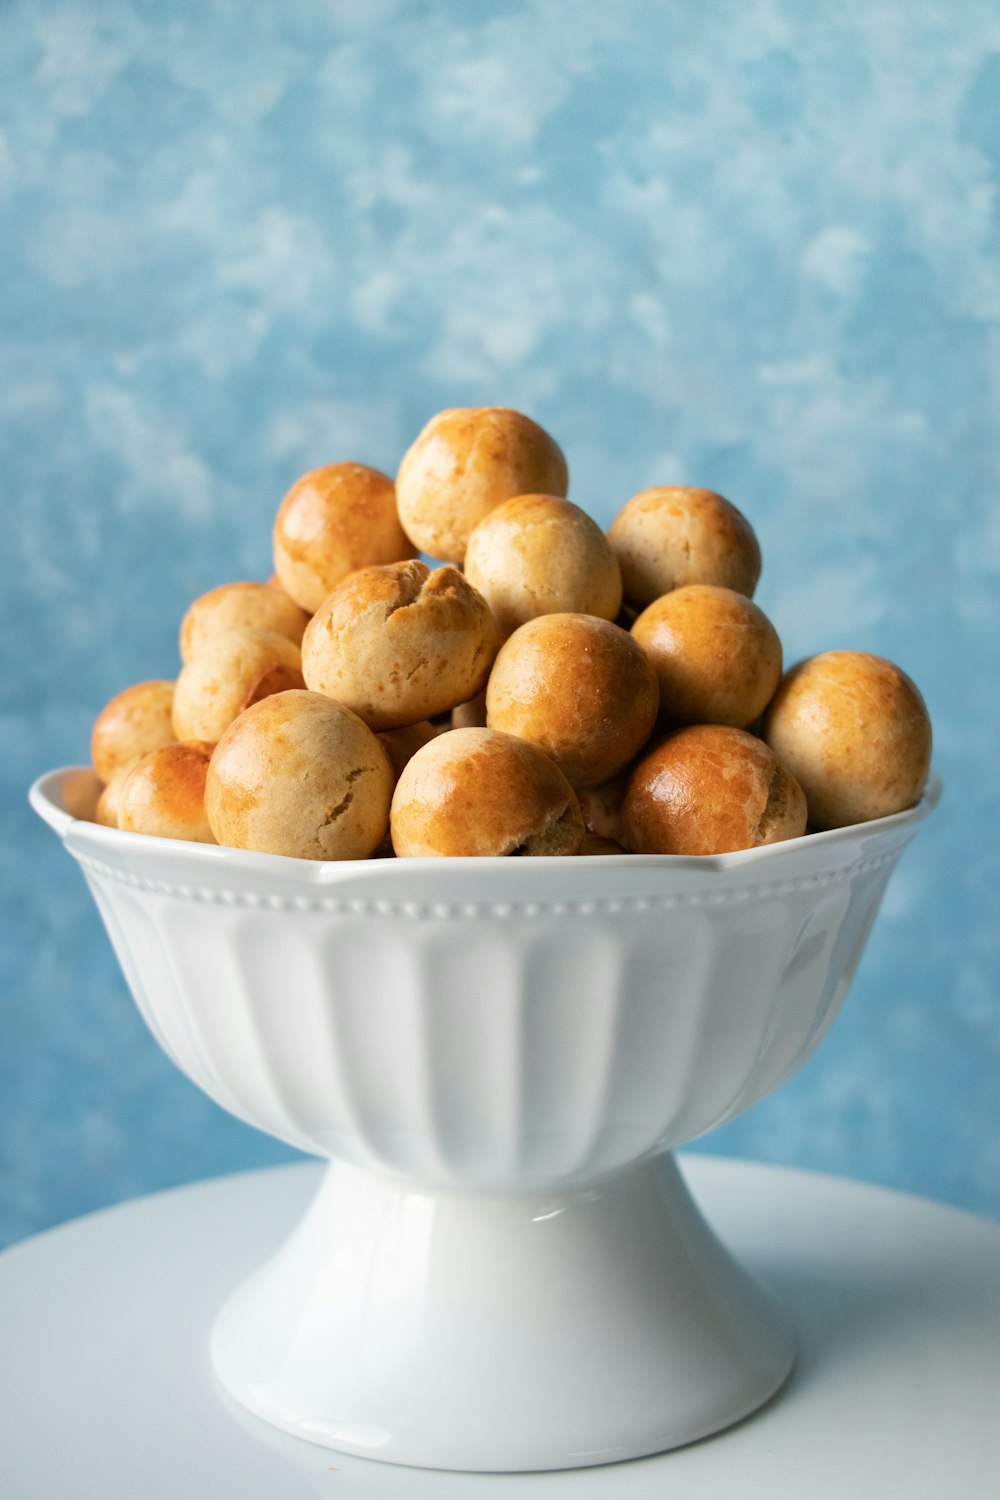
1, 1156, 998, 1498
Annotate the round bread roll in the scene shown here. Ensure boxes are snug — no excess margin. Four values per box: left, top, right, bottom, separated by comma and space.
377, 721, 439, 782
119, 743, 216, 844
465, 493, 622, 639
302, 559, 498, 731
623, 725, 807, 855
608, 487, 761, 606
172, 628, 305, 744
391, 728, 584, 857
61, 768, 103, 824
206, 690, 393, 860
451, 690, 488, 730
578, 832, 627, 856
180, 582, 309, 663
632, 584, 782, 728
763, 650, 932, 829
577, 770, 631, 845
95, 777, 125, 829
486, 613, 658, 788
396, 407, 568, 562
91, 680, 176, 785
273, 462, 415, 612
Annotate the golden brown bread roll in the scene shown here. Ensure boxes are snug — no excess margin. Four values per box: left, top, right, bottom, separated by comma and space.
763, 650, 932, 829
61, 768, 102, 824
172, 628, 305, 744
94, 777, 126, 829
623, 724, 807, 855
390, 727, 584, 857
118, 743, 217, 844
180, 582, 309, 663
396, 407, 568, 562
273, 462, 415, 612
577, 770, 632, 845
377, 721, 440, 782
206, 690, 393, 860
464, 493, 621, 639
577, 832, 627, 856
91, 680, 177, 785
486, 613, 658, 788
608, 486, 761, 606
302, 559, 498, 730
451, 690, 488, 730
631, 584, 782, 728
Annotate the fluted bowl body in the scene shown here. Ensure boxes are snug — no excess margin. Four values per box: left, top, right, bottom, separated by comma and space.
32, 767, 939, 1193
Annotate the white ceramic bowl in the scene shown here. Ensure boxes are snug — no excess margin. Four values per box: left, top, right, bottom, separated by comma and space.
31, 766, 939, 1472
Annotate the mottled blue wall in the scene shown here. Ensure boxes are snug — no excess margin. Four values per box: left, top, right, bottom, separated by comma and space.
2, 1, 998, 1246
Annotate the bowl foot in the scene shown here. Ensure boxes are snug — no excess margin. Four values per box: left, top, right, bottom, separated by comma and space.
211, 1153, 794, 1472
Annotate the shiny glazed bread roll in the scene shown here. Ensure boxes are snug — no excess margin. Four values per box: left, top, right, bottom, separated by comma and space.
464, 493, 621, 639
273, 462, 415, 612
172, 628, 305, 744
763, 650, 932, 829
623, 724, 807, 855
180, 582, 309, 663
631, 584, 782, 728
118, 742, 216, 844
395, 407, 568, 562
206, 690, 393, 860
608, 486, 761, 607
486, 613, 658, 788
91, 680, 177, 785
302, 559, 498, 731
390, 727, 584, 857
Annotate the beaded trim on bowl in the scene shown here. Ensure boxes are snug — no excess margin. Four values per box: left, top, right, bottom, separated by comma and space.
69, 847, 902, 919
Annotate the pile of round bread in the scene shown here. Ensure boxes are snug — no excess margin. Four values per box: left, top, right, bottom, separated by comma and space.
85, 406, 932, 860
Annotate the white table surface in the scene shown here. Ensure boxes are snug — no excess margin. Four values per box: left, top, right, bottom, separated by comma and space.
2, 1156, 998, 1499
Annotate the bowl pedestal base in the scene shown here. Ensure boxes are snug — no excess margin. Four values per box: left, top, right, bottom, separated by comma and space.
211, 1151, 794, 1472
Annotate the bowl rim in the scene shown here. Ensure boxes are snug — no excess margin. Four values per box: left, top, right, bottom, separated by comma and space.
30, 764, 942, 885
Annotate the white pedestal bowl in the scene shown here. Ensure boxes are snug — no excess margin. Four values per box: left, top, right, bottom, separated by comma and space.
31, 767, 939, 1473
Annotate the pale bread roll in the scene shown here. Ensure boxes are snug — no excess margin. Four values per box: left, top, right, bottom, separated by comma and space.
206, 690, 393, 860
396, 407, 568, 562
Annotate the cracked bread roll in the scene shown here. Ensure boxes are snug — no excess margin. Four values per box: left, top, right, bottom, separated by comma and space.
302, 559, 498, 731
486, 613, 658, 788
172, 628, 305, 744
273, 462, 416, 613
632, 584, 782, 728
763, 650, 932, 829
180, 581, 309, 663
396, 407, 568, 563
390, 727, 583, 857
206, 690, 393, 860
608, 486, 761, 607
623, 724, 807, 855
91, 679, 177, 785
119, 742, 216, 844
464, 493, 621, 639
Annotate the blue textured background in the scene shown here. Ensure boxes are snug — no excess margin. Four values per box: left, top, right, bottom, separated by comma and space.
2, 1, 998, 1247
